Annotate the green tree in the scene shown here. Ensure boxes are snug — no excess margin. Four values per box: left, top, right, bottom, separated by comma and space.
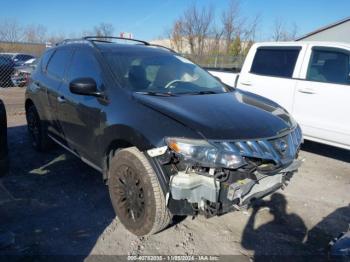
229, 36, 241, 56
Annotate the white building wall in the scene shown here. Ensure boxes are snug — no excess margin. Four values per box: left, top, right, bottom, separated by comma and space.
299, 20, 350, 43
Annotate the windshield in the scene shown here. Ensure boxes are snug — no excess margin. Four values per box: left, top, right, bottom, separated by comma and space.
103, 49, 230, 94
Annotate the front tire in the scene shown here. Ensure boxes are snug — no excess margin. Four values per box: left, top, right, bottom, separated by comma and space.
108, 147, 171, 236
26, 104, 52, 151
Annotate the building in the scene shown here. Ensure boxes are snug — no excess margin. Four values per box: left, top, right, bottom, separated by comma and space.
296, 17, 350, 43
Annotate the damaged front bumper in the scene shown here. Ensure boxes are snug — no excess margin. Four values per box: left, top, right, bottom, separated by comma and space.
169, 159, 302, 216
148, 126, 303, 217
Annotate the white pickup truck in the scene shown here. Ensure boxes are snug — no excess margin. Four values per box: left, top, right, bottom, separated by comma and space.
209, 41, 350, 151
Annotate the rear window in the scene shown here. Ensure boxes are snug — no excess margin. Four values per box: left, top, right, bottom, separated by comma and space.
250, 47, 300, 78
46, 49, 73, 79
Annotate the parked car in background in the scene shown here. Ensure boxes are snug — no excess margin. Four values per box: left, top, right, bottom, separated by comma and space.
25, 37, 302, 236
0, 53, 35, 66
0, 53, 35, 87
11, 58, 37, 87
0, 99, 8, 175
210, 42, 350, 151
0, 54, 15, 87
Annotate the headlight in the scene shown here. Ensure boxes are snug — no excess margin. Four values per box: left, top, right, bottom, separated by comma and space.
166, 137, 246, 169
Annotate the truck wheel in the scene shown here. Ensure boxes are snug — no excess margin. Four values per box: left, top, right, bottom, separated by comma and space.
26, 104, 52, 151
108, 147, 172, 236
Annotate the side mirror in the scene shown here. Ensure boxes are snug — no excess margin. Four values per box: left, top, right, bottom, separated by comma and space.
69, 78, 102, 97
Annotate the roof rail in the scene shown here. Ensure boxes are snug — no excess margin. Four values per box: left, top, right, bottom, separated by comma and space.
148, 44, 177, 53
83, 36, 150, 45
56, 38, 91, 46
56, 36, 176, 53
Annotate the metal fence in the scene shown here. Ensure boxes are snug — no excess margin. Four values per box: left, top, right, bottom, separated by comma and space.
181, 53, 245, 71
0, 40, 244, 88
0, 41, 47, 88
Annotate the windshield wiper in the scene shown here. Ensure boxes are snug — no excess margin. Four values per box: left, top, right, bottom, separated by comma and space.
135, 91, 177, 97
180, 90, 218, 95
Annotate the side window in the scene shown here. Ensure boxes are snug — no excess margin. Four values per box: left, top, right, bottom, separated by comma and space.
307, 49, 350, 85
40, 49, 54, 72
47, 49, 73, 79
67, 49, 101, 84
250, 47, 300, 78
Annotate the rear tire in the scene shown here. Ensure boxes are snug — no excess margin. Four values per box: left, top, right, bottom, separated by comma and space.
0, 101, 8, 176
26, 104, 52, 151
108, 147, 171, 236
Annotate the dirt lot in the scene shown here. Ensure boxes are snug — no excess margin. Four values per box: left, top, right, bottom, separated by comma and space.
0, 88, 349, 260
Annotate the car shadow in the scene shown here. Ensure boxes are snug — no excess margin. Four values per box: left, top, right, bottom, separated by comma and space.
0, 125, 115, 258
301, 140, 350, 163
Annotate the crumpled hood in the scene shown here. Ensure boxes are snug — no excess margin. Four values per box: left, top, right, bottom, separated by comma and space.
133, 90, 295, 140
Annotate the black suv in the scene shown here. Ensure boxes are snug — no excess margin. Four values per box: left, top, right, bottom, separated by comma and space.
25, 37, 303, 236
0, 99, 8, 175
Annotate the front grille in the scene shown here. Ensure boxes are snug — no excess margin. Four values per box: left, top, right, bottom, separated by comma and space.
217, 125, 303, 166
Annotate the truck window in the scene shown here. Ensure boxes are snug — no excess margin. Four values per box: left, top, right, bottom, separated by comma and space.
47, 49, 73, 79
250, 47, 300, 78
307, 49, 350, 85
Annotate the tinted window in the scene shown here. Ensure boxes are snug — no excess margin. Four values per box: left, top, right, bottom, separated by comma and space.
47, 49, 72, 79
67, 49, 101, 83
40, 49, 54, 71
307, 49, 350, 85
251, 48, 300, 78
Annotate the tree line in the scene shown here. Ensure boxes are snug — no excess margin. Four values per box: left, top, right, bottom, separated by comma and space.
0, 19, 115, 44
167, 0, 298, 57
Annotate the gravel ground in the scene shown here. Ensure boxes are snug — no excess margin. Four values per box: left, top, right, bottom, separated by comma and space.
0, 88, 349, 260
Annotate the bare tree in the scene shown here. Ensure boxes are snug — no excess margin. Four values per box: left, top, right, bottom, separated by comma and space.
24, 24, 47, 43
46, 32, 66, 45
272, 18, 285, 41
0, 19, 23, 42
180, 3, 214, 56
208, 23, 223, 55
93, 23, 115, 37
271, 18, 298, 41
222, 0, 241, 54
169, 20, 184, 52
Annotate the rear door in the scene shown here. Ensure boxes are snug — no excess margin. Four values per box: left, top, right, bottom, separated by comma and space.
56, 48, 104, 164
39, 48, 73, 138
293, 47, 350, 149
237, 46, 303, 113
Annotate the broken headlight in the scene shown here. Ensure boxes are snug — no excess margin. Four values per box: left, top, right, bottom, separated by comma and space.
166, 137, 246, 169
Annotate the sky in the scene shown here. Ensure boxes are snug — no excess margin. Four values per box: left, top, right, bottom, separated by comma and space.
1, 0, 350, 41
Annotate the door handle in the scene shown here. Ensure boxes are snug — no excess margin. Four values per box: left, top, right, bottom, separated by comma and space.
57, 96, 66, 103
298, 88, 316, 94
33, 81, 42, 89
240, 80, 251, 86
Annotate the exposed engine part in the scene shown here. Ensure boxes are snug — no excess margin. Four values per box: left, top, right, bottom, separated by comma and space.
170, 171, 220, 203
169, 159, 302, 216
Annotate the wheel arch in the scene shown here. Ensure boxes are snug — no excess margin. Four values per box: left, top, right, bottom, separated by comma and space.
25, 98, 35, 111
101, 125, 154, 180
